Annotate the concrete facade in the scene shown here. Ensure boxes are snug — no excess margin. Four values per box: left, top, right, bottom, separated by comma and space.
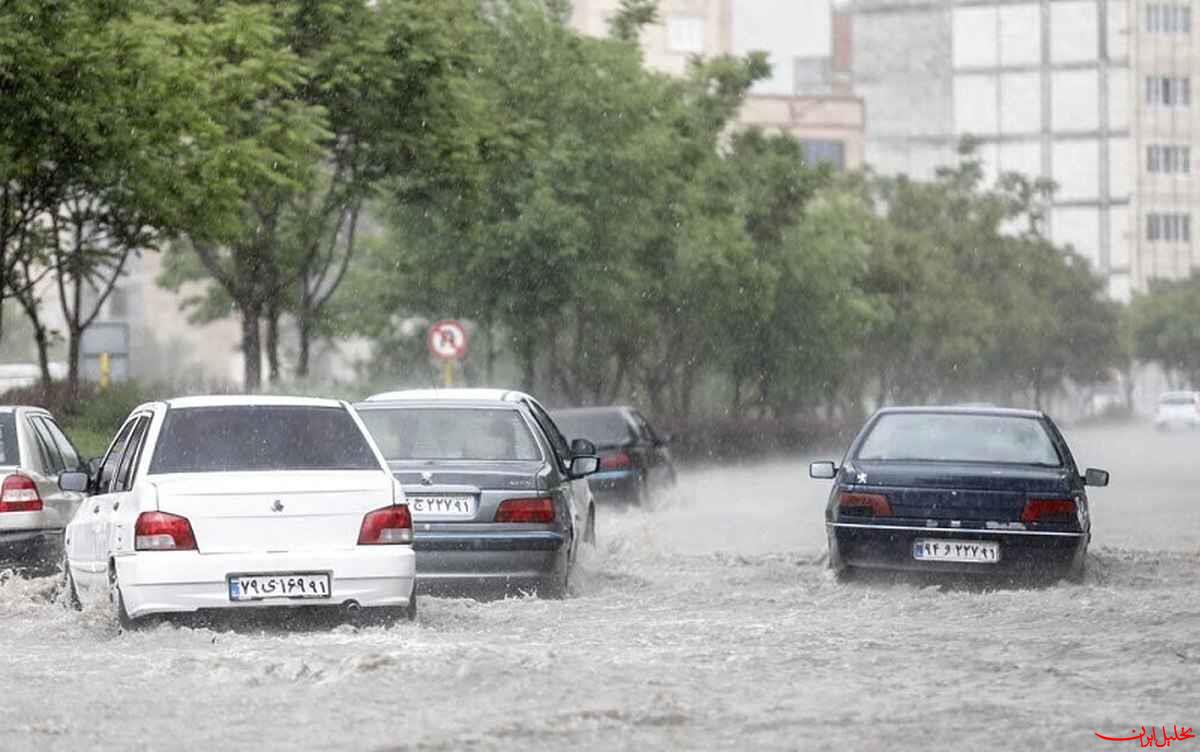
847, 0, 1135, 300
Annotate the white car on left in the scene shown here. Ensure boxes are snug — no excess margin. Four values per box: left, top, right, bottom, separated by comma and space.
0, 405, 89, 571
60, 395, 416, 628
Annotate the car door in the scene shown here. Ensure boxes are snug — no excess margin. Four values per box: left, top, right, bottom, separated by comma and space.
27, 414, 87, 532
523, 398, 587, 554
68, 415, 139, 596
630, 410, 674, 488
97, 413, 152, 564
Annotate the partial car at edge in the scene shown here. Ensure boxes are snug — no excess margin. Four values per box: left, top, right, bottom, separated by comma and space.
550, 405, 677, 506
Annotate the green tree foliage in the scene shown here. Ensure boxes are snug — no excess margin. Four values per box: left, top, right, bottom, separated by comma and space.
1129, 274, 1200, 387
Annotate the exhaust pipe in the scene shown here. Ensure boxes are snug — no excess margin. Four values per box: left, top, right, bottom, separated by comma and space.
341, 600, 361, 613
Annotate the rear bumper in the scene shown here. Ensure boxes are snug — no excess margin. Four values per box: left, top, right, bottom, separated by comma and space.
0, 524, 61, 561
414, 531, 565, 591
828, 522, 1087, 576
114, 547, 416, 619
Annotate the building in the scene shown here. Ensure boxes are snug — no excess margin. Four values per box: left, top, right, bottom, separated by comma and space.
845, 0, 1134, 299
1131, 0, 1200, 287
570, 0, 866, 169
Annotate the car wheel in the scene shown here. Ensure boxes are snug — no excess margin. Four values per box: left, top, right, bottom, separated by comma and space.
632, 472, 650, 508
109, 569, 140, 631
60, 555, 81, 611
539, 552, 570, 599
584, 505, 596, 546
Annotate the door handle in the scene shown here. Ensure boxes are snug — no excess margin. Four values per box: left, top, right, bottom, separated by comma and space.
112, 501, 120, 511
92, 505, 100, 514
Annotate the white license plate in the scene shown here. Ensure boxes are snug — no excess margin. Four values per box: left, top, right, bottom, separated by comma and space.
228, 573, 331, 602
409, 494, 477, 518
912, 539, 1000, 564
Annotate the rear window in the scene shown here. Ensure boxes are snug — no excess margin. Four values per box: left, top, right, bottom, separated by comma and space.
550, 410, 634, 446
856, 413, 1062, 466
358, 407, 541, 461
149, 406, 379, 473
0, 413, 17, 465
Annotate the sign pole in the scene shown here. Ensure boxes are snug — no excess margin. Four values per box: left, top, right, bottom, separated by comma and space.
442, 359, 454, 388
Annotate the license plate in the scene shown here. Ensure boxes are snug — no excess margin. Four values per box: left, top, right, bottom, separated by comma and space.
228, 573, 331, 602
409, 494, 477, 518
912, 539, 1000, 564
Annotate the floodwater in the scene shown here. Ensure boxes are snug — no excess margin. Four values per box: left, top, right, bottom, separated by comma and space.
0, 423, 1197, 751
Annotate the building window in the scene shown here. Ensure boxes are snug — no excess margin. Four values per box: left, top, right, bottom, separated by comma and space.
666, 17, 705, 54
1147, 3, 1192, 33
1146, 76, 1191, 106
1148, 145, 1191, 173
1147, 212, 1191, 242
800, 140, 847, 170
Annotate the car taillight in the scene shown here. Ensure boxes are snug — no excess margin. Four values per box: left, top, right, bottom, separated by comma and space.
599, 451, 632, 470
495, 497, 555, 523
0, 474, 42, 513
836, 491, 892, 517
135, 512, 197, 551
358, 505, 413, 545
1021, 498, 1077, 525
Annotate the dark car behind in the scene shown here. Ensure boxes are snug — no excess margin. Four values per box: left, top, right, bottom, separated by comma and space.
810, 407, 1109, 581
550, 406, 676, 506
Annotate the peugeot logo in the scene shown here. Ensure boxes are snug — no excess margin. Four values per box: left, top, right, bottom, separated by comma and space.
420, 472, 434, 486
271, 499, 284, 512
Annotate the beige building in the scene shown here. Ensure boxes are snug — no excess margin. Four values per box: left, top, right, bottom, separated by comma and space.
570, 0, 866, 169
1131, 0, 1200, 287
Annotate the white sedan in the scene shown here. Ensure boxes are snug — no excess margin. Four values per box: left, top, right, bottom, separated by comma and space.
60, 396, 416, 628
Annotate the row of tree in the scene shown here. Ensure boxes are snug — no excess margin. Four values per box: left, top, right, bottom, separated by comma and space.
0, 0, 1177, 419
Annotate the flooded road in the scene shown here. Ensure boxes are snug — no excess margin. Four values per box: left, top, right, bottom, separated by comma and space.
0, 422, 1197, 751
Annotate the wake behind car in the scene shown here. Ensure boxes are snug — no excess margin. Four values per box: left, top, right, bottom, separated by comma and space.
550, 405, 677, 506
357, 389, 599, 597
0, 406, 88, 571
810, 406, 1108, 581
60, 396, 416, 628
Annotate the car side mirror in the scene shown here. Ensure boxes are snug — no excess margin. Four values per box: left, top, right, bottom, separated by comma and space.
570, 456, 600, 478
809, 461, 838, 480
570, 438, 597, 457
59, 471, 90, 494
1084, 468, 1110, 487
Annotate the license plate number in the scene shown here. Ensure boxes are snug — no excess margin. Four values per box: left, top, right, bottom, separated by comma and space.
912, 539, 1000, 564
228, 573, 331, 601
409, 495, 477, 518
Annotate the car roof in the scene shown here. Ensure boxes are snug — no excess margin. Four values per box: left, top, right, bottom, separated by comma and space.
550, 405, 633, 416
363, 388, 531, 403
0, 405, 44, 414
875, 405, 1046, 419
1159, 390, 1198, 398
164, 395, 347, 409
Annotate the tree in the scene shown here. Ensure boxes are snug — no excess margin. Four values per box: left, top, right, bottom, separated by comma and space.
1129, 274, 1200, 388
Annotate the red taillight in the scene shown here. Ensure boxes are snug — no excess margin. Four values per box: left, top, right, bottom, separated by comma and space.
1021, 498, 1077, 525
836, 491, 893, 517
358, 505, 413, 545
495, 497, 555, 523
135, 512, 197, 551
599, 451, 632, 470
0, 474, 42, 513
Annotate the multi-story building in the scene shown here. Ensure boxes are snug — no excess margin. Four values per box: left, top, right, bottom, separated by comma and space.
570, 0, 866, 169
1131, 0, 1199, 286
846, 0, 1135, 299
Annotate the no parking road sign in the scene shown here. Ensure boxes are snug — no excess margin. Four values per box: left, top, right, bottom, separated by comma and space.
427, 319, 468, 361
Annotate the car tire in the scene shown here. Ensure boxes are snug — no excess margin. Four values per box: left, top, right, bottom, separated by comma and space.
583, 506, 596, 546
539, 552, 571, 599
109, 570, 140, 631
60, 556, 81, 612
632, 472, 650, 508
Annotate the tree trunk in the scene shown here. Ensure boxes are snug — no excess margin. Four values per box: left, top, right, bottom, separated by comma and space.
266, 306, 281, 385
296, 316, 314, 380
15, 292, 51, 388
485, 319, 497, 385
519, 336, 537, 394
240, 305, 263, 392
67, 328, 82, 399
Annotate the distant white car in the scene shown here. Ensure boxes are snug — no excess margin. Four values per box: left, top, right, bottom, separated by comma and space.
0, 406, 88, 569
60, 396, 416, 628
1154, 391, 1200, 431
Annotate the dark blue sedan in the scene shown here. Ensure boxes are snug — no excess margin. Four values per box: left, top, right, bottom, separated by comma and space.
810, 407, 1109, 581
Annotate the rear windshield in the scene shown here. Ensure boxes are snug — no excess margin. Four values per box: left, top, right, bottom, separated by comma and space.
149, 406, 379, 473
550, 410, 634, 445
856, 413, 1062, 466
0, 413, 17, 465
358, 407, 541, 461
1160, 393, 1196, 405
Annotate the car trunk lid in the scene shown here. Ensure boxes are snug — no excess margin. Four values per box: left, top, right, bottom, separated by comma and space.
150, 471, 394, 553
389, 460, 545, 524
